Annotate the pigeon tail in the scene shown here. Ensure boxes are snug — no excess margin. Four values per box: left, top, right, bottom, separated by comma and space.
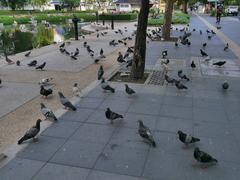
18, 137, 25, 144
151, 140, 156, 147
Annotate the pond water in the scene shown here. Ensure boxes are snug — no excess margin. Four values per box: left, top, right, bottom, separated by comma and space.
0, 23, 87, 54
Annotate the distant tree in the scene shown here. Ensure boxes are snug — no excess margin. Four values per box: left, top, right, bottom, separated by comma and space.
62, 0, 80, 10
0, 0, 28, 10
30, 0, 49, 7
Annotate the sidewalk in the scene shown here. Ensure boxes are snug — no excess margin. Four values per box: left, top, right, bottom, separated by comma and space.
1, 14, 240, 180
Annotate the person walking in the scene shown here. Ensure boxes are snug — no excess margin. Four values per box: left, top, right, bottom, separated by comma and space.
216, 5, 222, 24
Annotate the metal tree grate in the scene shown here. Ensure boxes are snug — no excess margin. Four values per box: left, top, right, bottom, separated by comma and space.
147, 70, 165, 86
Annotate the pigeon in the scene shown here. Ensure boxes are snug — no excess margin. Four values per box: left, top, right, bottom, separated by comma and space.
191, 61, 196, 69
202, 43, 207, 48
125, 84, 135, 95
194, 147, 218, 166
213, 61, 226, 67
204, 56, 212, 62
65, 49, 70, 55
206, 30, 211, 33
83, 41, 87, 47
73, 83, 82, 97
178, 70, 190, 81
175, 42, 178, 47
70, 54, 77, 60
211, 30, 216, 35
117, 52, 126, 63
0, 79, 2, 87
18, 119, 42, 144
16, 60, 20, 66
59, 42, 65, 48
28, 60, 37, 67
105, 108, 123, 124
25, 51, 31, 57
98, 65, 104, 80
200, 30, 202, 35
36, 62, 46, 70
100, 48, 104, 56
5, 56, 14, 64
39, 78, 53, 86
40, 103, 57, 121
208, 35, 212, 40
161, 59, 169, 65
175, 81, 188, 90
162, 50, 168, 58
58, 92, 77, 111
200, 49, 208, 57
73, 48, 79, 57
224, 43, 229, 51
177, 130, 200, 147
222, 81, 229, 90
59, 47, 65, 53
126, 59, 133, 68
101, 78, 115, 93
40, 85, 53, 98
138, 120, 156, 147
165, 74, 177, 84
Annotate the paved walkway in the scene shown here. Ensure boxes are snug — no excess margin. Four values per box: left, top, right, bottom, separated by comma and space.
1, 14, 240, 180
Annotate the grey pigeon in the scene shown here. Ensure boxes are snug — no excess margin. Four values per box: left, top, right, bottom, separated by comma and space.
138, 120, 156, 147
175, 81, 188, 90
194, 147, 218, 166
40, 103, 57, 121
177, 130, 200, 146
105, 108, 123, 124
213, 61, 226, 67
178, 70, 190, 81
191, 61, 196, 69
165, 75, 177, 84
25, 51, 31, 57
59, 42, 65, 48
40, 85, 53, 98
18, 119, 42, 144
222, 81, 229, 90
98, 65, 104, 80
125, 84, 135, 95
162, 50, 168, 58
224, 43, 229, 51
200, 49, 208, 57
28, 60, 37, 67
36, 62, 46, 70
58, 92, 76, 111
101, 78, 115, 93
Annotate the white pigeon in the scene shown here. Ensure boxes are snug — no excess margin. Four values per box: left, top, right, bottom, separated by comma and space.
39, 78, 53, 86
72, 83, 82, 97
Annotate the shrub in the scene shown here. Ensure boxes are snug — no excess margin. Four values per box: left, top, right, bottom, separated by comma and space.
0, 15, 14, 25
99, 13, 138, 21
32, 25, 54, 48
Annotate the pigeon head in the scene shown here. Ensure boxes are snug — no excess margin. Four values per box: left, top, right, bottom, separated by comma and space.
40, 85, 44, 89
40, 103, 46, 108
101, 78, 105, 83
58, 92, 64, 98
74, 83, 78, 87
125, 84, 128, 88
177, 130, 183, 135
106, 107, 110, 111
194, 147, 200, 153
178, 70, 183, 74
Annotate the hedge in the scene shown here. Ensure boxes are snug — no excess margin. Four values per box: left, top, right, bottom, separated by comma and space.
99, 13, 138, 21
0, 10, 97, 15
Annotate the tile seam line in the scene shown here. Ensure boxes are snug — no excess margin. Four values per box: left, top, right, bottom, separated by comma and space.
193, 13, 240, 60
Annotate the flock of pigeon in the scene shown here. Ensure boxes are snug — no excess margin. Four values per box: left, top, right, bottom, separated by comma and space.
2, 23, 225, 169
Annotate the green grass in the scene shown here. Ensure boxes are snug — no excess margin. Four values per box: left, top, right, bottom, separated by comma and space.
148, 12, 190, 26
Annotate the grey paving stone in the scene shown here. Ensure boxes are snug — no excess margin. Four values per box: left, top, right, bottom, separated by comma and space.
123, 113, 157, 129
50, 140, 105, 168
193, 98, 224, 110
76, 97, 104, 109
142, 150, 186, 180
71, 123, 116, 144
41, 121, 82, 139
33, 163, 90, 180
193, 107, 228, 123
0, 158, 44, 180
163, 96, 193, 107
98, 98, 132, 112
156, 116, 193, 134
17, 136, 65, 162
94, 145, 148, 177
128, 101, 161, 115
87, 170, 147, 180
60, 108, 94, 122
160, 105, 193, 120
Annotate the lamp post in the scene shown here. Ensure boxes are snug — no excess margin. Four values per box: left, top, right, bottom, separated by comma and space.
111, 12, 114, 30
102, 12, 105, 26
72, 15, 79, 40
96, 11, 99, 23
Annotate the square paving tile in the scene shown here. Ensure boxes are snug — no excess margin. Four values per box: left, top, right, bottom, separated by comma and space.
160, 105, 193, 120
128, 101, 161, 115
0, 158, 44, 180
17, 136, 65, 162
71, 123, 116, 144
60, 108, 94, 122
87, 170, 147, 180
76, 98, 104, 109
94, 145, 148, 177
98, 98, 132, 112
163, 96, 193, 107
33, 163, 90, 180
50, 140, 105, 168
42, 121, 82, 139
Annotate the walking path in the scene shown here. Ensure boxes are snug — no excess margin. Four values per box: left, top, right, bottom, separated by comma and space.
0, 14, 240, 180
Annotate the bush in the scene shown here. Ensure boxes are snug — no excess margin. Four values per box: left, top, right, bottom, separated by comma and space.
99, 13, 138, 21
32, 25, 54, 48
0, 16, 14, 25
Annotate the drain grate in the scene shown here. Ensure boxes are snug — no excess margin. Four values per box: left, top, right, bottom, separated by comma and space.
147, 70, 165, 85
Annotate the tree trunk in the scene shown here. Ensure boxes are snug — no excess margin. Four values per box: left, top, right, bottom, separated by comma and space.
162, 0, 174, 40
183, 2, 188, 14
130, 0, 150, 80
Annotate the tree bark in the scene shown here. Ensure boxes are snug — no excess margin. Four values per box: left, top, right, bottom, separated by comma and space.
162, 0, 174, 40
130, 0, 150, 80
183, 2, 188, 14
